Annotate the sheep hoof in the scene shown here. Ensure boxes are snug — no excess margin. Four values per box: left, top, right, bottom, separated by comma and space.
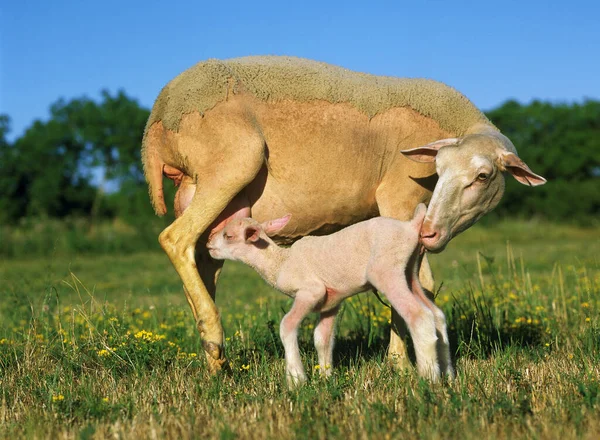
387, 352, 411, 371
206, 356, 228, 374
203, 341, 227, 374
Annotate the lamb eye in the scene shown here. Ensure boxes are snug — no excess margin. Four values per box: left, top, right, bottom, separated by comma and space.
477, 173, 489, 181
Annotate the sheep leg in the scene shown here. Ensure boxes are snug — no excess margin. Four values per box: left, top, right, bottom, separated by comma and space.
371, 270, 440, 381
280, 291, 325, 387
313, 306, 339, 376
419, 254, 436, 292
388, 309, 410, 368
158, 132, 265, 374
193, 244, 224, 299
160, 193, 232, 373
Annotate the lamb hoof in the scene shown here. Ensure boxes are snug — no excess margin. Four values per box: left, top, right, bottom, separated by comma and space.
286, 373, 307, 389
418, 363, 441, 383
444, 366, 456, 381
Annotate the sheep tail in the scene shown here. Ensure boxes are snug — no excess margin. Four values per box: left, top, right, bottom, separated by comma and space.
141, 129, 167, 216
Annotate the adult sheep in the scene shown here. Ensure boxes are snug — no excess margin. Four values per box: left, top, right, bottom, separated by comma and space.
142, 56, 546, 373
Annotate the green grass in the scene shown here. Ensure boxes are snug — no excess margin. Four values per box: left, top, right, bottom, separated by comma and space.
1, 220, 599, 439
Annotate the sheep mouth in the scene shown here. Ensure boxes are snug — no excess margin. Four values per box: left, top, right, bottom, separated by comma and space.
420, 233, 449, 253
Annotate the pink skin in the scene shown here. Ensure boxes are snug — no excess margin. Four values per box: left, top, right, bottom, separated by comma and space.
313, 307, 339, 375
206, 205, 453, 386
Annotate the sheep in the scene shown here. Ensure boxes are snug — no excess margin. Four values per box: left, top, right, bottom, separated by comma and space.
142, 55, 546, 373
206, 204, 453, 386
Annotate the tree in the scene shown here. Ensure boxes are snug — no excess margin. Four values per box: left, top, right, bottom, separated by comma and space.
0, 91, 150, 222
486, 100, 600, 220
0, 115, 23, 222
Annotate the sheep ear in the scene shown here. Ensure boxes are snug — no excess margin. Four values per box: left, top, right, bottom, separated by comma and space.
501, 153, 547, 186
244, 225, 261, 243
262, 214, 291, 237
401, 138, 459, 163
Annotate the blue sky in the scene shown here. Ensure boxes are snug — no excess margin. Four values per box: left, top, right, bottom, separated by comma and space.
1, 0, 598, 141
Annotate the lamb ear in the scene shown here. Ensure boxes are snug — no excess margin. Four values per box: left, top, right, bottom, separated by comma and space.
244, 225, 261, 243
261, 214, 291, 237
501, 153, 547, 186
401, 138, 459, 163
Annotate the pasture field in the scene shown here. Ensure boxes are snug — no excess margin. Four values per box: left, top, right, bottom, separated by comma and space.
1, 220, 599, 439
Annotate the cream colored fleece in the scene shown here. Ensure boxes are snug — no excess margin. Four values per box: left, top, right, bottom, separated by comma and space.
145, 56, 492, 136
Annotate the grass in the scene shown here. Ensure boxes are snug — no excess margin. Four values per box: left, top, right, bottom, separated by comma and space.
0, 219, 599, 439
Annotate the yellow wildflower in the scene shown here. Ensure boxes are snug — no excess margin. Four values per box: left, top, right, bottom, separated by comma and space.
134, 330, 166, 342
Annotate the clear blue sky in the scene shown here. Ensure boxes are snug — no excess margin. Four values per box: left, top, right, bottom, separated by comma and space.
1, 0, 598, 141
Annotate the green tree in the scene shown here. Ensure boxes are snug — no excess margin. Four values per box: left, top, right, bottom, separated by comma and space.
486, 100, 600, 221
0, 91, 150, 223
0, 115, 21, 222
0, 115, 8, 145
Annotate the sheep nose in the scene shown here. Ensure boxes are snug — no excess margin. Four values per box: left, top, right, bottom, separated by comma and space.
420, 230, 437, 240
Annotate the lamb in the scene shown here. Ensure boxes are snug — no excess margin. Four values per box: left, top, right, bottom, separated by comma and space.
206, 204, 453, 386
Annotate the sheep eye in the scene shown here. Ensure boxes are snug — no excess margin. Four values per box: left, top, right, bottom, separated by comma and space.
477, 173, 489, 181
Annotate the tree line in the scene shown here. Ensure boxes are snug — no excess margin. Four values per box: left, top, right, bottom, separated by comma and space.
0, 92, 598, 225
